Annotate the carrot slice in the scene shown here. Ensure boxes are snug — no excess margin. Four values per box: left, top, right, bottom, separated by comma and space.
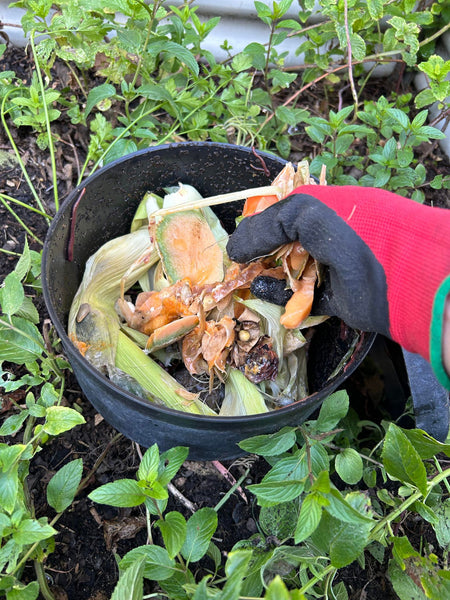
242, 194, 279, 217
280, 259, 317, 329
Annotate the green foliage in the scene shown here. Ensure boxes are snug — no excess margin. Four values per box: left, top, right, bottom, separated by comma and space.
0, 251, 84, 597
1, 1, 450, 598
1, 0, 447, 171
92, 392, 450, 599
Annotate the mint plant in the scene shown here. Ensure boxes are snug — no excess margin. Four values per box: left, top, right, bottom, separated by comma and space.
89, 392, 450, 599
0, 249, 87, 599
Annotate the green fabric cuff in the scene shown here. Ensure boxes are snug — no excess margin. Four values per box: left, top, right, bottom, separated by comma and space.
430, 275, 450, 390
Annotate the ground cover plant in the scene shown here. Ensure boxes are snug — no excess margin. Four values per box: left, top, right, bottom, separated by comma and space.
1, 0, 450, 598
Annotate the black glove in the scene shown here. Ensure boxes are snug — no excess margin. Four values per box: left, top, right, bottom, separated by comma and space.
227, 193, 390, 338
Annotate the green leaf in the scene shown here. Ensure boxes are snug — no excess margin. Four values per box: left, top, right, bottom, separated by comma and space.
5, 581, 39, 600
111, 557, 145, 600
137, 444, 159, 485
388, 559, 428, 600
181, 508, 218, 563
14, 239, 31, 281
148, 40, 199, 76
221, 550, 253, 600
311, 510, 371, 568
412, 501, 438, 526
417, 125, 446, 140
367, 0, 383, 19
155, 512, 187, 559
12, 518, 57, 545
259, 502, 298, 539
47, 459, 83, 513
0, 411, 29, 436
402, 429, 450, 459
434, 498, 450, 550
325, 489, 373, 525
231, 53, 253, 73
294, 494, 322, 543
89, 479, 146, 507
238, 427, 297, 456
247, 480, 305, 506
119, 544, 175, 580
335, 448, 363, 484
349, 33, 366, 61
411, 110, 428, 130
387, 108, 409, 129
15, 297, 39, 324
382, 424, 428, 496
414, 87, 436, 109
43, 406, 85, 436
418, 54, 450, 81
0, 316, 43, 364
264, 576, 291, 600
0, 467, 19, 514
137, 83, 173, 102
158, 446, 189, 486
0, 272, 25, 317
275, 105, 308, 127
315, 390, 349, 432
334, 133, 354, 155
85, 83, 116, 118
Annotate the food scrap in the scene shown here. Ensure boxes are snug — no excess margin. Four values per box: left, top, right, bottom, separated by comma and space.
68, 161, 329, 416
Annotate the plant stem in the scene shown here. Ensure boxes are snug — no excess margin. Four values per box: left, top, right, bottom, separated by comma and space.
299, 564, 336, 594
370, 467, 450, 540
419, 20, 450, 47
214, 469, 249, 512
34, 560, 55, 600
1, 93, 50, 221
30, 32, 59, 212
0, 195, 44, 245
0, 192, 51, 218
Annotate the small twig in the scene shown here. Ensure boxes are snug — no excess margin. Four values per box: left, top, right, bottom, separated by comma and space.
343, 0, 358, 113
257, 56, 403, 133
167, 482, 197, 513
135, 443, 197, 513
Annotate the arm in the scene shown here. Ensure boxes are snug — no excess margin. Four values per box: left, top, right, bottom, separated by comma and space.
227, 185, 450, 390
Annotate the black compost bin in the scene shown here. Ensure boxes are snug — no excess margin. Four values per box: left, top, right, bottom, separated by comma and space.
42, 142, 375, 460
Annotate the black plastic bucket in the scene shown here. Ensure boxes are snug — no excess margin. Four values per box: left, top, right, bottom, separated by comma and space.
42, 142, 375, 460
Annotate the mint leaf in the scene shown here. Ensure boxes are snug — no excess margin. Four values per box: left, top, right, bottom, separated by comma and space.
181, 508, 218, 563
382, 424, 428, 496
47, 459, 83, 513
43, 406, 85, 436
119, 545, 175, 580
155, 512, 187, 559
316, 391, 349, 432
89, 479, 146, 507
238, 427, 297, 456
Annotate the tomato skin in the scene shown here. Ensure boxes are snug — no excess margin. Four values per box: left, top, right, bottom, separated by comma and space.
242, 194, 279, 217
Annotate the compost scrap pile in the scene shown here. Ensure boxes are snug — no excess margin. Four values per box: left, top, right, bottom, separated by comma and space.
68, 161, 331, 416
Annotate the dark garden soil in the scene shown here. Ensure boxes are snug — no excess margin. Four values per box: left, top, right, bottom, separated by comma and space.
1, 44, 449, 600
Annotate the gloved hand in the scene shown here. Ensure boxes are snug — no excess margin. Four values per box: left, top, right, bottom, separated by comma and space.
226, 185, 450, 391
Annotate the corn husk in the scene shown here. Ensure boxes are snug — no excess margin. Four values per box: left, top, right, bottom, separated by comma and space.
68, 226, 214, 414
219, 368, 268, 416
115, 331, 215, 415
68, 226, 156, 369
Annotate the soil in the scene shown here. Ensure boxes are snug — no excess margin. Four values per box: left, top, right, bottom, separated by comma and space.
1, 44, 449, 600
